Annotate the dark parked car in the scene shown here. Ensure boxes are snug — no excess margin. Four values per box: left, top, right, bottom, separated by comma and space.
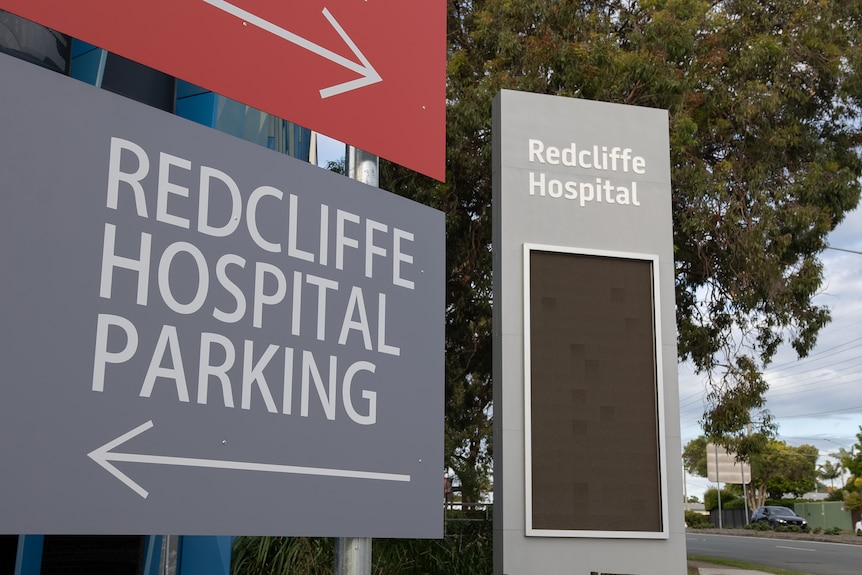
750, 506, 808, 530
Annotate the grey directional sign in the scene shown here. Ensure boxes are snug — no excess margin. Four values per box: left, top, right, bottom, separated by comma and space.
0, 53, 444, 538
706, 443, 752, 484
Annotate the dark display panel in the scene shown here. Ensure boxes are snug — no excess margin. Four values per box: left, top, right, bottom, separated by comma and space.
529, 250, 662, 532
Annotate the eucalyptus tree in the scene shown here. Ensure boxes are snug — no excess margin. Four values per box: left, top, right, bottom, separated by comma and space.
381, 0, 862, 498
683, 436, 818, 508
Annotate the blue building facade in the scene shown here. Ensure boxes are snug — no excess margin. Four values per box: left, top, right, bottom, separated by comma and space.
1, 9, 312, 574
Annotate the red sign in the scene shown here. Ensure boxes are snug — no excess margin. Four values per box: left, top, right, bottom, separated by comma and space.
0, 0, 445, 180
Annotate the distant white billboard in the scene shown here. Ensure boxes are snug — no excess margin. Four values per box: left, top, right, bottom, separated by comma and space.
706, 443, 752, 484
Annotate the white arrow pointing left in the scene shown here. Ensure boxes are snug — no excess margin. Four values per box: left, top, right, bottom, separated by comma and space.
88, 420, 411, 499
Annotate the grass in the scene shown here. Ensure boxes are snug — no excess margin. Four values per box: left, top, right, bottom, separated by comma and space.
687, 554, 811, 575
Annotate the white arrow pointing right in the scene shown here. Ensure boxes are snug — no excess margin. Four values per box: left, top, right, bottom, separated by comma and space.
201, 0, 383, 98
88, 420, 411, 499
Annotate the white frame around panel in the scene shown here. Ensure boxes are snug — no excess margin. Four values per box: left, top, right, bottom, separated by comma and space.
523, 243, 669, 539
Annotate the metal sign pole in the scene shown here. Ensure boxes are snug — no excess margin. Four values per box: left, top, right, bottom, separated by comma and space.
714, 444, 722, 529
742, 464, 750, 525
334, 537, 371, 575
333, 145, 379, 575
347, 145, 379, 186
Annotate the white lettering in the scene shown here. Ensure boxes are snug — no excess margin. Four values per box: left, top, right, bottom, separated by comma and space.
305, 274, 339, 341
241, 340, 278, 412
100, 223, 151, 305
92, 313, 138, 392
107, 137, 149, 217
528, 139, 545, 163
141, 324, 190, 402
365, 219, 388, 279
198, 166, 241, 237
526, 138, 647, 174
287, 193, 314, 262
197, 332, 236, 407
530, 171, 545, 196
301, 351, 336, 420
342, 361, 377, 425
158, 241, 208, 315
213, 254, 247, 324
393, 229, 414, 290
377, 293, 399, 356
157, 152, 192, 229
336, 209, 360, 270
339, 286, 372, 350
247, 185, 282, 253
253, 262, 286, 329
282, 347, 295, 415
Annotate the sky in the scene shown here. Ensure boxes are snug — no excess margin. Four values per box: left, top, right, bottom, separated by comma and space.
314, 134, 862, 503
316, 133, 347, 170
679, 206, 862, 501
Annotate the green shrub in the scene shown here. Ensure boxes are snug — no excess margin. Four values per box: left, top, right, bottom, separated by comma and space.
826, 488, 844, 502
685, 510, 712, 528
824, 527, 842, 535
232, 518, 494, 575
232, 536, 334, 575
372, 517, 492, 575
704, 487, 741, 511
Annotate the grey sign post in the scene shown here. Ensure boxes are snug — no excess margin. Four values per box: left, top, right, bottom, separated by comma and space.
0, 52, 444, 538
493, 90, 686, 574
334, 147, 381, 575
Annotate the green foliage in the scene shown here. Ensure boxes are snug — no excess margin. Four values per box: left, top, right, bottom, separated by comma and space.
372, 518, 492, 575
723, 498, 748, 510
750, 441, 818, 505
686, 435, 818, 509
683, 436, 820, 509
682, 436, 710, 477
844, 490, 862, 512
818, 460, 842, 491
231, 518, 493, 575
839, 427, 862, 512
324, 156, 345, 175
685, 509, 712, 528
232, 536, 333, 575
827, 488, 845, 502
823, 527, 842, 536
382, 0, 862, 500
704, 486, 740, 511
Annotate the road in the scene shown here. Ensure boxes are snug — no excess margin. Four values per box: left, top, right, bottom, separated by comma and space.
686, 532, 862, 575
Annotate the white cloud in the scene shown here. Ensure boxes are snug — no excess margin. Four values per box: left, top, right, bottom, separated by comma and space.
679, 207, 862, 500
